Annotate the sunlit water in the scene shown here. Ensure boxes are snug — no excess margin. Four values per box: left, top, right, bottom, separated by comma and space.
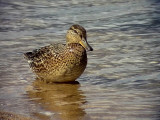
0, 0, 160, 120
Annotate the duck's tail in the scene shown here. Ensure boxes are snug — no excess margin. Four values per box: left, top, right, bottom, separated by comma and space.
24, 52, 34, 60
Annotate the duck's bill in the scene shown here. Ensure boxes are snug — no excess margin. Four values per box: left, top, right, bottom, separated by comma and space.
79, 38, 93, 51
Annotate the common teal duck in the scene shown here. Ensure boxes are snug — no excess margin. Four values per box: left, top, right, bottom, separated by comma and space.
24, 24, 93, 83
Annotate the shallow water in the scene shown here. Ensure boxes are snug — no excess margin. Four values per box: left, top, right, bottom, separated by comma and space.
0, 0, 160, 120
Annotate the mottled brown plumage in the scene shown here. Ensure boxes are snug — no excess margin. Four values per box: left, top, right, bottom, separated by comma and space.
24, 24, 93, 83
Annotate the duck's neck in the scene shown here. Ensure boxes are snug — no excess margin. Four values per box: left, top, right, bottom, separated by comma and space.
67, 43, 86, 51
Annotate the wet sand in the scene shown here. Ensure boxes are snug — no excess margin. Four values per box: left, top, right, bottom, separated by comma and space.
0, 111, 34, 120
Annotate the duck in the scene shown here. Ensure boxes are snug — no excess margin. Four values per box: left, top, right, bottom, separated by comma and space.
24, 24, 93, 83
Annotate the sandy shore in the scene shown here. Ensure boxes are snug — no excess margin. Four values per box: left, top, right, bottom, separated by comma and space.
0, 111, 35, 120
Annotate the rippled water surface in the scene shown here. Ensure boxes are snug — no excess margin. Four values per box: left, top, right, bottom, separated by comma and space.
0, 0, 160, 120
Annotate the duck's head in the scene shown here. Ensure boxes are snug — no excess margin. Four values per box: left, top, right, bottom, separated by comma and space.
66, 24, 93, 51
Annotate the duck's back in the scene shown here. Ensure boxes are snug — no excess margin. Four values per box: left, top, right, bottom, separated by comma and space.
24, 43, 87, 83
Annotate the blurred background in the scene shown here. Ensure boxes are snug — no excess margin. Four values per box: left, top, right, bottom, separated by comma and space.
0, 0, 160, 120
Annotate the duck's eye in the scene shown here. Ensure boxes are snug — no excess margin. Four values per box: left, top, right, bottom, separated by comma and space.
73, 29, 78, 34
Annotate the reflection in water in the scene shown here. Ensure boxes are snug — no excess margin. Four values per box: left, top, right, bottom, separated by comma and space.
27, 79, 86, 120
